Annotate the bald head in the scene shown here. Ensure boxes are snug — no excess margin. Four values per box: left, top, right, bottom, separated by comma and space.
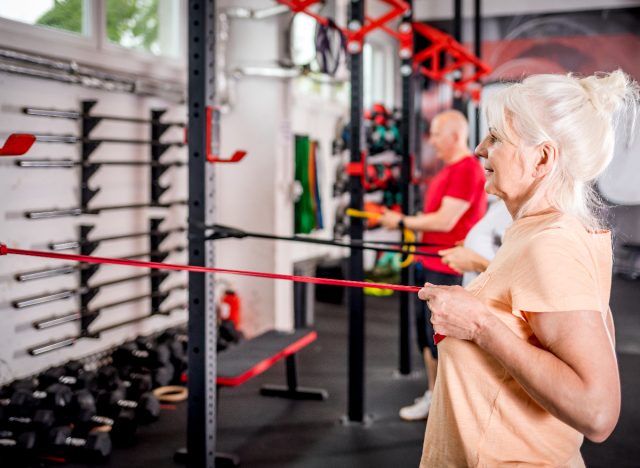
433, 110, 469, 141
428, 110, 470, 163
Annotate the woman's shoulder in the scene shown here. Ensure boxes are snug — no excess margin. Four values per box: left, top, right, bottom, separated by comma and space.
538, 212, 580, 233
506, 212, 585, 254
527, 213, 611, 259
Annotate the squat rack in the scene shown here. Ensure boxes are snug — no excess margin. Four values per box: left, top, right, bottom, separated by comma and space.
186, 0, 491, 465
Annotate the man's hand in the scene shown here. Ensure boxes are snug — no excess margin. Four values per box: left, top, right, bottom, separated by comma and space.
379, 207, 403, 229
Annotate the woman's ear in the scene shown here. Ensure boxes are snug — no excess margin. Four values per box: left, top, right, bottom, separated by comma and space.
533, 141, 558, 178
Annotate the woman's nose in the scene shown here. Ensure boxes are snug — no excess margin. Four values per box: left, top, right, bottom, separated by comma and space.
474, 141, 487, 158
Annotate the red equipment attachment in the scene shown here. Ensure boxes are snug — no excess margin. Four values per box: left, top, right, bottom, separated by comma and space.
378, 20, 413, 58
0, 133, 36, 156
412, 22, 491, 102
276, 0, 409, 53
346, 152, 395, 192
277, 2, 489, 99
205, 106, 247, 164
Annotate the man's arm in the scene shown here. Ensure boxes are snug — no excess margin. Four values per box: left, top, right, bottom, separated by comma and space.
404, 196, 470, 232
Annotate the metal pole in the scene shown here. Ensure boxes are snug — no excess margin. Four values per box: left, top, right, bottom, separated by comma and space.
398, 1, 415, 376
188, 0, 217, 466
474, 0, 482, 148
347, 0, 366, 423
452, 0, 465, 112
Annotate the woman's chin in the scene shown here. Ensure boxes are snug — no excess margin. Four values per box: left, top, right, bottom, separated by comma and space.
484, 183, 505, 200
484, 181, 496, 195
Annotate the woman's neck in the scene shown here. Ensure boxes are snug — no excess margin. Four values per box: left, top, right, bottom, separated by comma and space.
507, 197, 556, 220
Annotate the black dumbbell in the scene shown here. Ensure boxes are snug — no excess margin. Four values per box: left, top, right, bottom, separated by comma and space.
71, 389, 137, 441
157, 329, 188, 383
97, 365, 152, 400
39, 365, 98, 392
0, 429, 37, 459
113, 340, 170, 368
0, 379, 39, 414
7, 378, 38, 393
96, 387, 160, 424
1, 408, 55, 435
131, 337, 176, 388
111, 343, 175, 388
7, 384, 73, 417
47, 425, 111, 462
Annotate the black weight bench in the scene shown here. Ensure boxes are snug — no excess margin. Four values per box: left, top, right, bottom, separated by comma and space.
217, 328, 327, 400
175, 329, 328, 467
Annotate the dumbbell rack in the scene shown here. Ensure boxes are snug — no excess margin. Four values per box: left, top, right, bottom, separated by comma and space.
13, 101, 188, 356
0, 325, 188, 464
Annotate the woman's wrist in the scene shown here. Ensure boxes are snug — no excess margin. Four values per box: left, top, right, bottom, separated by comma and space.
473, 309, 500, 348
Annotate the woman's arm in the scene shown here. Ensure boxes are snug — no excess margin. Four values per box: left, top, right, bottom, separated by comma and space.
439, 246, 490, 274
476, 309, 620, 442
420, 284, 620, 442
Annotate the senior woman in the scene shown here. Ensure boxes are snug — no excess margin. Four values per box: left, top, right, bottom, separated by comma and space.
417, 70, 638, 467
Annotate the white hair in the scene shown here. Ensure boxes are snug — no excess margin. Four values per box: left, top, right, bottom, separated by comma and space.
486, 70, 639, 230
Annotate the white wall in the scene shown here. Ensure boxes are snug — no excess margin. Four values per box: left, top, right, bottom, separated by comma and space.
216, 0, 349, 335
0, 0, 397, 382
0, 72, 188, 383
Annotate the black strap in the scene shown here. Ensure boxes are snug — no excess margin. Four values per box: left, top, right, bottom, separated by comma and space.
315, 18, 346, 76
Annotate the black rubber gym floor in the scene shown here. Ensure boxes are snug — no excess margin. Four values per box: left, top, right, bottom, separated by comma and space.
56, 276, 639, 468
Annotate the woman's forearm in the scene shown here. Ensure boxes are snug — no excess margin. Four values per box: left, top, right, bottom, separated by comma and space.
474, 314, 617, 441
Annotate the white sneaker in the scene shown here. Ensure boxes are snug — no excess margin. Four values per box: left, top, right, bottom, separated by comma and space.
399, 390, 432, 421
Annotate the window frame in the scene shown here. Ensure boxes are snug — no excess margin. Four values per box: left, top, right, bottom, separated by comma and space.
0, 0, 186, 84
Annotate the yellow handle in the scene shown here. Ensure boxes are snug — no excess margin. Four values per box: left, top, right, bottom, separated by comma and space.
399, 229, 416, 268
345, 208, 381, 220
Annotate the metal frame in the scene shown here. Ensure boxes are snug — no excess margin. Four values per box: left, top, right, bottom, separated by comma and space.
347, 0, 366, 423
187, 0, 217, 466
473, 0, 482, 148
452, 0, 464, 111
398, 0, 415, 376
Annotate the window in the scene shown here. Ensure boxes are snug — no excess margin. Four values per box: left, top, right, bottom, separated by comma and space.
106, 0, 181, 57
0, 0, 90, 36
0, 0, 184, 80
363, 42, 394, 110
289, 13, 317, 68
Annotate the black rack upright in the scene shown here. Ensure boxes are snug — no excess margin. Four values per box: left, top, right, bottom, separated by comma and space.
398, 0, 416, 376
187, 0, 217, 466
347, 0, 366, 423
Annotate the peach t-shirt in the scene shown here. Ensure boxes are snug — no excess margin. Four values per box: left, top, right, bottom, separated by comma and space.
420, 211, 613, 467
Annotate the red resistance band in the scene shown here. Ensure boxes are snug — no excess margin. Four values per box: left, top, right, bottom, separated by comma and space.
0, 244, 445, 344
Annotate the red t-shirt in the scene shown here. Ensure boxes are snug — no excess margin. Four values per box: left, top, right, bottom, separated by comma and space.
418, 155, 487, 274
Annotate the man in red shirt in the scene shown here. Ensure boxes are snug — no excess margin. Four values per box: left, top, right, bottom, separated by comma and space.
380, 110, 486, 420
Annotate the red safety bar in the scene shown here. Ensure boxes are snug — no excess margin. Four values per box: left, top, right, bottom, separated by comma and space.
378, 20, 413, 58
277, 0, 409, 52
0, 133, 36, 156
216, 331, 318, 387
205, 106, 247, 164
412, 22, 491, 102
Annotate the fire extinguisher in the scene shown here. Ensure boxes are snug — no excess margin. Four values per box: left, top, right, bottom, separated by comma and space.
220, 289, 241, 329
